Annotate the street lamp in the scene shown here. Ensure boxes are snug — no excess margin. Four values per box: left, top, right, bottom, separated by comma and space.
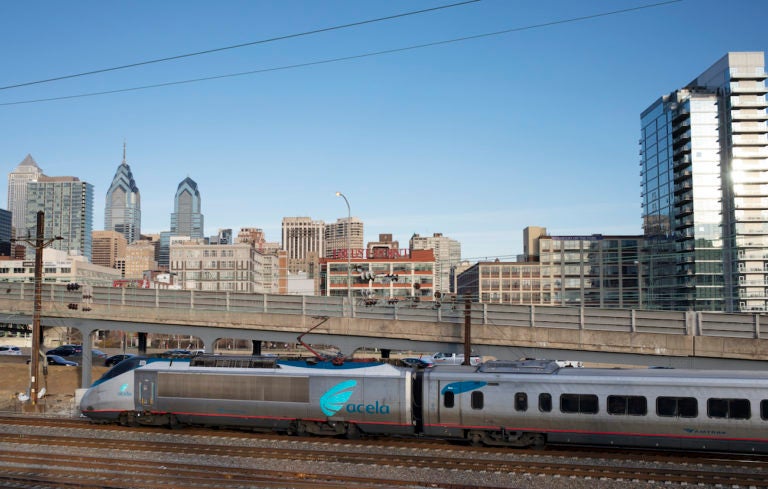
11, 211, 62, 406
335, 192, 352, 301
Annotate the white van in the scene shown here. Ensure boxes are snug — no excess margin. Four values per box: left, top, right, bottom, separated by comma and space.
430, 352, 481, 366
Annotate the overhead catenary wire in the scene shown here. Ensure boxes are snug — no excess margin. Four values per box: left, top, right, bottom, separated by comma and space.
0, 0, 481, 92
0, 0, 682, 107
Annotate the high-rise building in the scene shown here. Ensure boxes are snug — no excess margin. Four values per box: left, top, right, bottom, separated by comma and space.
124, 240, 158, 279
157, 231, 172, 268
324, 217, 363, 258
104, 144, 141, 243
91, 230, 127, 269
7, 154, 44, 238
170, 177, 204, 239
236, 227, 280, 253
456, 231, 643, 308
282, 217, 324, 274
523, 226, 547, 261
26, 176, 94, 260
320, 249, 436, 301
640, 52, 768, 312
212, 228, 232, 245
410, 232, 461, 293
169, 240, 281, 293
0, 208, 11, 256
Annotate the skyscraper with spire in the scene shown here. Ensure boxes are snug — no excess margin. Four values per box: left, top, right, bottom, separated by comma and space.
104, 143, 141, 243
170, 177, 204, 239
7, 154, 44, 237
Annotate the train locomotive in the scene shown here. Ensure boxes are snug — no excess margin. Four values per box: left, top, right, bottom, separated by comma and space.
80, 355, 768, 453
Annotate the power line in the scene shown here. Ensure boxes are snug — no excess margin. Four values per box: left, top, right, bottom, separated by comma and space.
0, 0, 480, 91
0, 0, 682, 107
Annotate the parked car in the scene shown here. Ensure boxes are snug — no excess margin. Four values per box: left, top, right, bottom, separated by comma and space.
430, 352, 482, 366
164, 349, 190, 355
27, 355, 78, 366
46, 345, 82, 357
400, 357, 434, 368
104, 353, 136, 367
0, 346, 22, 355
91, 349, 108, 360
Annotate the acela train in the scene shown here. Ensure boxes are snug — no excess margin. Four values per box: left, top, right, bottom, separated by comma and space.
80, 355, 768, 453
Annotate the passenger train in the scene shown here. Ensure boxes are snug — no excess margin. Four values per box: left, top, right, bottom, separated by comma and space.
80, 355, 768, 453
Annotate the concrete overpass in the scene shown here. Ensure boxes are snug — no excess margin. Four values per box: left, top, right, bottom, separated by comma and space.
1, 282, 767, 387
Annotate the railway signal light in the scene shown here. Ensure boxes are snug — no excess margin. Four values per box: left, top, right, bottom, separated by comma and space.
67, 283, 80, 291
359, 271, 375, 281
67, 303, 78, 310
383, 274, 399, 283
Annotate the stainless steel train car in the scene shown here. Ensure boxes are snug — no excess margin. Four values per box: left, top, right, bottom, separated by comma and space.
80, 355, 414, 437
422, 360, 768, 452
80, 356, 768, 453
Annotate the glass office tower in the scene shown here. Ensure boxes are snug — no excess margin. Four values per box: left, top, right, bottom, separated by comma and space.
640, 52, 768, 312
170, 177, 204, 239
26, 176, 94, 260
105, 144, 141, 243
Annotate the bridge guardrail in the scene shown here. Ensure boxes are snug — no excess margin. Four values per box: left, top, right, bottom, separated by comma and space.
1, 281, 767, 339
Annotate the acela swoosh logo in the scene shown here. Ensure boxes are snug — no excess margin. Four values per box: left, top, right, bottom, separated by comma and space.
441, 381, 487, 395
320, 380, 357, 416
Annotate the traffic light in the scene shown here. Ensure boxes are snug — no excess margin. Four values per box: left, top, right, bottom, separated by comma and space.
66, 283, 80, 291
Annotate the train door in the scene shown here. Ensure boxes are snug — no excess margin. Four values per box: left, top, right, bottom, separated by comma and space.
137, 373, 156, 409
438, 380, 462, 427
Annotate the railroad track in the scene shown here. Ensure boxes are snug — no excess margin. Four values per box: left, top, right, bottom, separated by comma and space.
0, 416, 765, 488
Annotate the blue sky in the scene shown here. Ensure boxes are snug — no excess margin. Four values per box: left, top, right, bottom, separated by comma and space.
1, 0, 766, 261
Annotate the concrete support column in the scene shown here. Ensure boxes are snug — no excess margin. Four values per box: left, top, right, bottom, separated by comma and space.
80, 331, 94, 388
137, 332, 148, 355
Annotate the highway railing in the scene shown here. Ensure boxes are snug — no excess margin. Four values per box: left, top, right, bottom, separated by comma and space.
3, 281, 767, 339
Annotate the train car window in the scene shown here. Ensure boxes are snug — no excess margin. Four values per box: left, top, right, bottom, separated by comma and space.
515, 392, 528, 412
762, 400, 768, 420
471, 391, 484, 410
657, 396, 698, 418
539, 393, 552, 413
560, 394, 599, 414
444, 391, 455, 408
607, 395, 647, 416
707, 398, 751, 420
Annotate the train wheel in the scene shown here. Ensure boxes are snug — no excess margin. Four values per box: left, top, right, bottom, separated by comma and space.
119, 412, 138, 427
168, 415, 182, 430
468, 430, 485, 447
530, 433, 546, 449
345, 423, 361, 440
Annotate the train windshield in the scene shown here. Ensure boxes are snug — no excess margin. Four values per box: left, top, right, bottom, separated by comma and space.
90, 356, 149, 386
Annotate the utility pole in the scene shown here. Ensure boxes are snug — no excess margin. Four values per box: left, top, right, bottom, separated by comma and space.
463, 294, 472, 366
12, 211, 62, 406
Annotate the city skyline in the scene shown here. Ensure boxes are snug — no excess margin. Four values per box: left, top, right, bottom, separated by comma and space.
1, 1, 766, 260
